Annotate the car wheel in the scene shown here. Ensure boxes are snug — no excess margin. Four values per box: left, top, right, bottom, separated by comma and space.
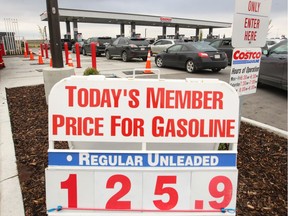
212, 68, 221, 72
186, 59, 196, 73
155, 56, 164, 68
83, 48, 87, 56
121, 51, 129, 62
105, 51, 112, 59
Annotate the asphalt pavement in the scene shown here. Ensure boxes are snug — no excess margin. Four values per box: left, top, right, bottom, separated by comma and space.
0, 53, 287, 216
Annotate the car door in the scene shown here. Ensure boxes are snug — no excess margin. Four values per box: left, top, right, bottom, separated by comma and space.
108, 37, 120, 56
163, 44, 183, 67
83, 38, 90, 53
259, 41, 287, 89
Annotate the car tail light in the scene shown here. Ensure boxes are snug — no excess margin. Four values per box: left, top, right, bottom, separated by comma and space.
198, 52, 209, 58
129, 44, 137, 48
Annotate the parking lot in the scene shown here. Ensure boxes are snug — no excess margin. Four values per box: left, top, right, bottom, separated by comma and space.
3, 52, 288, 131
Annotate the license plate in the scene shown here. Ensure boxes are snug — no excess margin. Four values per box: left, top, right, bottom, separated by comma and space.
214, 54, 220, 59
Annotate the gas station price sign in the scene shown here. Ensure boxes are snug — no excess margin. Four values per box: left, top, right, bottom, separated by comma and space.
49, 76, 239, 144
46, 76, 239, 215
46, 167, 237, 215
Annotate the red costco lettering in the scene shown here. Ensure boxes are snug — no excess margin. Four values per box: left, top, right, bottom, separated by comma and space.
233, 50, 261, 60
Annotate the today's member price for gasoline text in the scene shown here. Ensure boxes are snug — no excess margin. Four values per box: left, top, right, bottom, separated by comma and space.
46, 169, 237, 212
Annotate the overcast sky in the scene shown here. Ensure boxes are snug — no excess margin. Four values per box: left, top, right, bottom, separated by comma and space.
0, 0, 287, 40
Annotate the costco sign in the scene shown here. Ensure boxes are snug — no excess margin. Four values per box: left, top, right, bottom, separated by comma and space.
49, 76, 239, 143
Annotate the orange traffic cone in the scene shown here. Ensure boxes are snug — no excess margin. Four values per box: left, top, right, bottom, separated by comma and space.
29, 50, 34, 61
50, 57, 52, 67
144, 50, 152, 74
38, 49, 44, 65
68, 52, 74, 67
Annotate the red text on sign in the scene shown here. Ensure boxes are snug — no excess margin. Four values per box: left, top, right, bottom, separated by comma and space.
152, 117, 235, 138
111, 116, 144, 137
65, 86, 140, 108
52, 115, 104, 136
233, 50, 261, 60
147, 88, 223, 109
59, 173, 234, 210
248, 1, 261, 12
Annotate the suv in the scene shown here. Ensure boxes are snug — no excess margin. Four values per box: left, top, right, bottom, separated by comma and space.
105, 37, 150, 61
149, 39, 177, 55
82, 37, 113, 56
209, 38, 233, 64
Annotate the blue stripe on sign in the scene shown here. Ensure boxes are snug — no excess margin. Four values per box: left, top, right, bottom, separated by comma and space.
48, 151, 237, 168
233, 59, 260, 64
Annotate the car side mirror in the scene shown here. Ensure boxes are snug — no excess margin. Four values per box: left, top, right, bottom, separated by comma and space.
262, 49, 268, 55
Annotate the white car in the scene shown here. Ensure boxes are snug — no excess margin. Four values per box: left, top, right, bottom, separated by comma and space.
149, 39, 178, 55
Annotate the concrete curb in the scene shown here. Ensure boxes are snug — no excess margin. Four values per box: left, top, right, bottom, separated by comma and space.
241, 117, 288, 138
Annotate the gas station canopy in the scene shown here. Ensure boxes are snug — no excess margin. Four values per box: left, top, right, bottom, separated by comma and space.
41, 8, 231, 29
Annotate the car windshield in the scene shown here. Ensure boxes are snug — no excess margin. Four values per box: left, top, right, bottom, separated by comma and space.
270, 41, 287, 54
129, 38, 149, 46
190, 42, 218, 51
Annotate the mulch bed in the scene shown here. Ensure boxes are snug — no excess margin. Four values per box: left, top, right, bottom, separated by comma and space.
6, 84, 287, 216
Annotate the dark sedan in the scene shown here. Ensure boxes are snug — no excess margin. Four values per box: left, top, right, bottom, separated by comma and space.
105, 37, 150, 61
258, 39, 287, 91
155, 42, 228, 73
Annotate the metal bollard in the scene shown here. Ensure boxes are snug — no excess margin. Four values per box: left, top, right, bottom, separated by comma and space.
75, 42, 81, 68
90, 42, 97, 69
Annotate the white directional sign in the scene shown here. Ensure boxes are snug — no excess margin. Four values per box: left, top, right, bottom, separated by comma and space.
232, 0, 272, 48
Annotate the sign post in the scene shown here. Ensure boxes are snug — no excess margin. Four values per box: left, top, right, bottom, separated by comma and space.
230, 0, 272, 96
46, 76, 239, 215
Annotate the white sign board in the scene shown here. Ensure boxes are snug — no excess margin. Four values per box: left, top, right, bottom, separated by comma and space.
229, 48, 262, 96
232, 0, 272, 48
49, 77, 239, 144
46, 167, 238, 215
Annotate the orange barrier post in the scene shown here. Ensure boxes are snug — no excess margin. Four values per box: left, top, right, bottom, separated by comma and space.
38, 49, 44, 65
23, 47, 28, 58
68, 52, 74, 67
50, 57, 53, 67
29, 50, 35, 61
0, 46, 5, 69
144, 50, 152, 73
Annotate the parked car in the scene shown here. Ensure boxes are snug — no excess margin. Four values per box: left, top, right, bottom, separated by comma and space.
258, 39, 287, 91
209, 38, 268, 65
72, 40, 84, 54
155, 42, 228, 73
149, 39, 181, 55
105, 37, 150, 61
61, 39, 73, 50
82, 37, 113, 56
209, 38, 233, 64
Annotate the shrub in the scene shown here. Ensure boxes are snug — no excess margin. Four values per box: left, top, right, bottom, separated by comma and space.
83, 67, 100, 76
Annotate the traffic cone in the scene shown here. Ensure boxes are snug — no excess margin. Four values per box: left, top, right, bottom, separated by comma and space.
29, 50, 34, 61
144, 50, 152, 74
38, 49, 44, 65
68, 52, 74, 67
